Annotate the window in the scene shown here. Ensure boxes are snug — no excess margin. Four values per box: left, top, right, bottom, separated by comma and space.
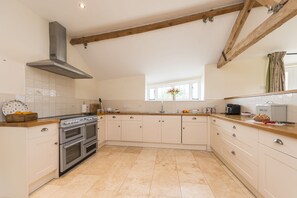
147, 79, 202, 101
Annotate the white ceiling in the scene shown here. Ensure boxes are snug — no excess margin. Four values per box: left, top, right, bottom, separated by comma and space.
18, 0, 297, 83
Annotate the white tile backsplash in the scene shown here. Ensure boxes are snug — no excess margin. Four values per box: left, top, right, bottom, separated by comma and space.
225, 92, 297, 122
102, 99, 225, 114
0, 67, 96, 121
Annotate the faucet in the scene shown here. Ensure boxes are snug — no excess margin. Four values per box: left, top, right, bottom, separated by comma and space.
160, 101, 165, 113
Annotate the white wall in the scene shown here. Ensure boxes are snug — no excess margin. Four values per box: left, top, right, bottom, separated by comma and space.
204, 57, 268, 99
0, 0, 98, 100
98, 75, 146, 100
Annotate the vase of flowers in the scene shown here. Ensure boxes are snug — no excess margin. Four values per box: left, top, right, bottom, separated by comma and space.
167, 88, 180, 101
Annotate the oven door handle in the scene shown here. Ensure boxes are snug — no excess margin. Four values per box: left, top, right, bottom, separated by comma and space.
63, 125, 85, 132
64, 138, 84, 149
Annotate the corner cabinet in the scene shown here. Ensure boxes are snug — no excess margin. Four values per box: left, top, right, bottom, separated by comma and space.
0, 123, 59, 198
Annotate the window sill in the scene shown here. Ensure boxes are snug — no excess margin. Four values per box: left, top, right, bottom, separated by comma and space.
145, 100, 205, 102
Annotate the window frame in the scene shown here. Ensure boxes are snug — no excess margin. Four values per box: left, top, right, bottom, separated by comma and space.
146, 79, 202, 101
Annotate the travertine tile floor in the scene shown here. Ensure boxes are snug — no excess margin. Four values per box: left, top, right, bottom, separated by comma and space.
30, 146, 255, 198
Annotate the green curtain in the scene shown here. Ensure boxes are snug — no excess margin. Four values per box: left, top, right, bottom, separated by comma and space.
266, 51, 286, 93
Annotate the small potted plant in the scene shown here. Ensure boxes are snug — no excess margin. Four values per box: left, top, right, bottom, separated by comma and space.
167, 88, 180, 101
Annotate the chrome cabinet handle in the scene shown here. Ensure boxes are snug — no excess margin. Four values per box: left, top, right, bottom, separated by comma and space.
54, 142, 58, 145
118, 125, 121, 128
162, 120, 164, 122
231, 151, 236, 155
140, 126, 142, 128
213, 119, 216, 122
217, 133, 220, 135
274, 139, 284, 145
41, 128, 48, 132
100, 117, 103, 119
233, 126, 236, 129
192, 117, 197, 120
112, 116, 116, 118
183, 127, 185, 130
232, 133, 236, 138
159, 120, 161, 122
130, 116, 134, 119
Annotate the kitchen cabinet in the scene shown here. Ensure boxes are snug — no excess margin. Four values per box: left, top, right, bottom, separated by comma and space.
210, 117, 259, 190
107, 120, 121, 141
182, 116, 207, 145
143, 115, 162, 143
259, 131, 297, 198
162, 116, 181, 144
122, 115, 143, 142
97, 115, 106, 145
28, 125, 58, 185
0, 123, 59, 198
142, 115, 181, 144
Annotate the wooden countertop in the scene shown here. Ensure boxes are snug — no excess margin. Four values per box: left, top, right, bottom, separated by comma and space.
97, 112, 210, 116
211, 114, 297, 139
0, 119, 60, 128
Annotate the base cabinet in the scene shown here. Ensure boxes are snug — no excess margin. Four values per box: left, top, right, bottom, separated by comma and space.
98, 116, 106, 145
107, 121, 121, 141
259, 144, 297, 198
142, 116, 162, 143
122, 121, 143, 142
162, 116, 181, 144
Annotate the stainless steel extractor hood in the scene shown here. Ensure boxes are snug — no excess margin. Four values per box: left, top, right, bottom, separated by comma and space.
27, 22, 92, 79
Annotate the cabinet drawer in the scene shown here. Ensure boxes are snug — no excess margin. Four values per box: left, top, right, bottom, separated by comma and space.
220, 136, 258, 189
210, 117, 224, 126
259, 130, 297, 159
107, 115, 122, 121
220, 121, 258, 148
182, 116, 207, 123
28, 124, 58, 139
121, 115, 143, 121
98, 115, 105, 121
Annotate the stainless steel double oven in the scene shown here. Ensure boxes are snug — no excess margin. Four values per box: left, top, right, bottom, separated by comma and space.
59, 115, 98, 175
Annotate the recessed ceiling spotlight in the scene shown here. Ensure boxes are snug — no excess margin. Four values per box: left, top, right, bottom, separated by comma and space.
79, 2, 86, 9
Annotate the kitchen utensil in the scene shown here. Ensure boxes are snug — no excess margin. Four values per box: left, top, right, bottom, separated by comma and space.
2, 100, 29, 116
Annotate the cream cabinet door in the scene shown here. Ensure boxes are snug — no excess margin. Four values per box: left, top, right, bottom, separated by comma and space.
28, 124, 58, 184
122, 121, 142, 142
107, 121, 121, 141
98, 121, 106, 144
210, 124, 221, 151
259, 144, 297, 198
182, 122, 207, 145
143, 116, 162, 143
161, 116, 181, 144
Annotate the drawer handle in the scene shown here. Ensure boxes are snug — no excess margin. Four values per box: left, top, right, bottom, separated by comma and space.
159, 120, 161, 122
130, 116, 134, 119
213, 119, 216, 122
231, 151, 236, 156
140, 126, 142, 128
274, 139, 284, 145
217, 133, 219, 136
232, 133, 236, 138
41, 128, 48, 132
162, 120, 164, 122
54, 142, 58, 145
118, 125, 121, 128
233, 126, 236, 129
100, 117, 103, 119
183, 127, 185, 130
112, 116, 116, 118
192, 117, 197, 120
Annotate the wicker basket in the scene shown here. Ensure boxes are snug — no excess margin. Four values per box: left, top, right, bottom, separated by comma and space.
5, 113, 38, 123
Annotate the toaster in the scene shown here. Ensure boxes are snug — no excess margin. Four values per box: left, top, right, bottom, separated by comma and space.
225, 104, 241, 115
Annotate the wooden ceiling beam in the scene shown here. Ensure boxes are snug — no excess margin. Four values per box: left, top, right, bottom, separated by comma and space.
256, 0, 282, 7
217, 0, 255, 68
70, 2, 261, 45
218, 0, 297, 68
